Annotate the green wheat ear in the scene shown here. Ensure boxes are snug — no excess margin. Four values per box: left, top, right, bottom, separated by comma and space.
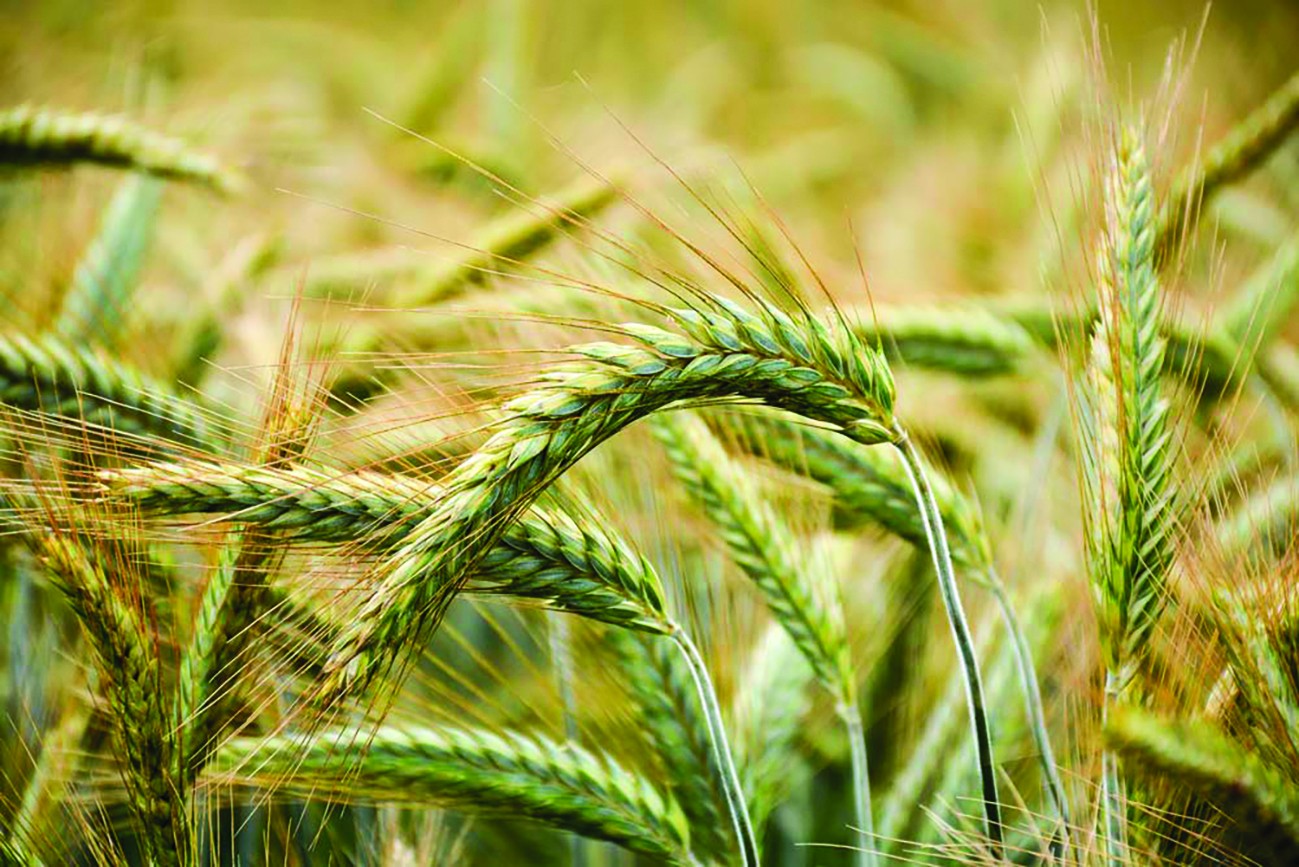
1082, 126, 1177, 867
214, 725, 695, 863
316, 294, 897, 711
0, 332, 212, 448
1106, 708, 1299, 864
1083, 127, 1176, 687
0, 104, 246, 193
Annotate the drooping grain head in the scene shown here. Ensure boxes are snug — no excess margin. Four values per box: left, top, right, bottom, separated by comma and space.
315, 294, 896, 710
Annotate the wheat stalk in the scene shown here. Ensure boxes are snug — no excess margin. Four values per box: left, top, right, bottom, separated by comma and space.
0, 332, 211, 447
0, 104, 244, 192
1081, 128, 1177, 866
212, 724, 695, 863
316, 295, 897, 709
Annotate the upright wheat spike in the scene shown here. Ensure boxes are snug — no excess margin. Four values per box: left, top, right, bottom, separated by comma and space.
1158, 71, 1299, 264
0, 332, 211, 447
1082, 128, 1176, 866
214, 725, 694, 863
652, 412, 875, 866
0, 104, 245, 192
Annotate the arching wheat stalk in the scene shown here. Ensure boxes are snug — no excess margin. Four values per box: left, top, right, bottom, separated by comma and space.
214, 725, 695, 863
316, 296, 897, 708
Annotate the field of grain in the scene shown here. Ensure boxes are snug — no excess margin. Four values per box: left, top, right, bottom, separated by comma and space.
2, 2, 1299, 865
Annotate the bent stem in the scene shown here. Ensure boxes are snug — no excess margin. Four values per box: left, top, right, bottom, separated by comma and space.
670, 627, 761, 867
989, 577, 1072, 857
893, 424, 1003, 859
841, 701, 876, 867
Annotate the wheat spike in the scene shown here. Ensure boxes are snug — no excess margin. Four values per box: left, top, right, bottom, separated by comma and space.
318, 295, 896, 709
1082, 127, 1176, 866
0, 104, 244, 192
0, 332, 210, 447
214, 724, 694, 862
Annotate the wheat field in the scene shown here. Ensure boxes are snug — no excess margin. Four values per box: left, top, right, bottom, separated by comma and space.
2, 1, 1299, 865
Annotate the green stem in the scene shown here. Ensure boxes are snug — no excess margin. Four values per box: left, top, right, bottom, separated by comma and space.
671, 628, 761, 867
893, 425, 1003, 859
990, 578, 1072, 857
841, 702, 876, 867
1102, 671, 1127, 867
